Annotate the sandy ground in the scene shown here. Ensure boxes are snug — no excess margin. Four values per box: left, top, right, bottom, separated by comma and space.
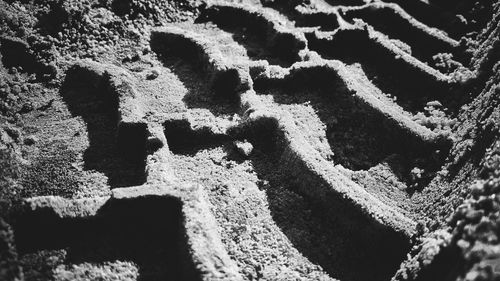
0, 0, 499, 281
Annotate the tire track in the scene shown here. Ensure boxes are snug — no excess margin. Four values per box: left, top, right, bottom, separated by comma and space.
9, 1, 479, 280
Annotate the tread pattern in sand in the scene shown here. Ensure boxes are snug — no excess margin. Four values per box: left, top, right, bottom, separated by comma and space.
11, 1, 476, 280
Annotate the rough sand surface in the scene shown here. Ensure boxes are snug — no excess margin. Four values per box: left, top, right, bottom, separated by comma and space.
0, 0, 499, 281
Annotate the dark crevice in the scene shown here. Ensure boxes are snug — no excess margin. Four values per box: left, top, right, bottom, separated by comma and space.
13, 197, 196, 281
61, 67, 147, 188
35, 1, 69, 36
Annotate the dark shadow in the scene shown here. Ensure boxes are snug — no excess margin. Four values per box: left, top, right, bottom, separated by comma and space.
163, 119, 232, 156
161, 117, 411, 281
253, 67, 449, 187
343, 6, 463, 65
150, 33, 240, 116
254, 71, 411, 172
382, 0, 464, 39
236, 120, 411, 281
295, 13, 340, 31
111, 0, 135, 17
447, 122, 497, 179
13, 196, 197, 281
0, 217, 22, 281
255, 67, 450, 190
257, 162, 410, 281
0, 36, 54, 79
163, 118, 267, 164
414, 244, 464, 281
324, 0, 365, 6
196, 6, 300, 67
61, 68, 147, 188
306, 30, 459, 114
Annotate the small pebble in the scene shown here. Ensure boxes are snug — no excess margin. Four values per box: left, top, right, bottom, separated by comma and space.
426, 100, 443, 108
234, 140, 253, 157
410, 167, 424, 179
146, 69, 160, 80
